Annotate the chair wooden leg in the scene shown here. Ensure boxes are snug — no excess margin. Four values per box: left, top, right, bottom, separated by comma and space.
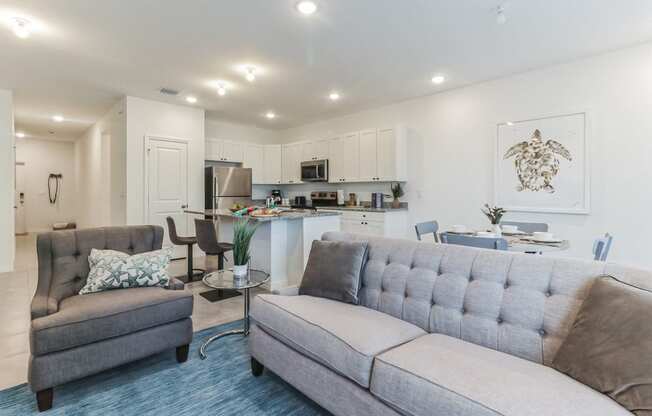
176, 344, 189, 363
187, 244, 194, 281
36, 388, 53, 412
251, 357, 264, 377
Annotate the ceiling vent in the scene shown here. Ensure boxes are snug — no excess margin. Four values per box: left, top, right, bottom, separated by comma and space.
159, 87, 179, 96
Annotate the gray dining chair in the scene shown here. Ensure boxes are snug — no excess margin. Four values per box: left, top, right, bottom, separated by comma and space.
500, 221, 549, 233
441, 233, 508, 250
593, 233, 613, 261
415, 221, 439, 242
166, 216, 204, 282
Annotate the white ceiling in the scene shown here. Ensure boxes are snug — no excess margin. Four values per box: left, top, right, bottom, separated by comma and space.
2, 0, 652, 139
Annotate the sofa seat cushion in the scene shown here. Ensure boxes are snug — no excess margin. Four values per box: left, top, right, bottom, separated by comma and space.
31, 287, 193, 356
370, 334, 630, 416
250, 294, 426, 388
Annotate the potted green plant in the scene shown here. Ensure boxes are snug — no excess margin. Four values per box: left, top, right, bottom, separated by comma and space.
390, 182, 404, 209
481, 204, 506, 236
232, 218, 258, 277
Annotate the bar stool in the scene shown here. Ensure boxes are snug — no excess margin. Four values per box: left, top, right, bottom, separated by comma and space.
166, 217, 204, 283
194, 219, 234, 271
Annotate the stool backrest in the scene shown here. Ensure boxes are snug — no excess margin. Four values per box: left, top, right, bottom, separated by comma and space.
194, 219, 221, 254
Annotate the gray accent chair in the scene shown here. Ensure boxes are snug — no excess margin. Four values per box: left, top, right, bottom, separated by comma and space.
249, 232, 646, 416
500, 220, 549, 233
414, 220, 439, 242
29, 226, 193, 411
440, 232, 508, 250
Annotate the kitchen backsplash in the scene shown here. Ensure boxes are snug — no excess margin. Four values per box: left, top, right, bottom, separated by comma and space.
253, 182, 407, 204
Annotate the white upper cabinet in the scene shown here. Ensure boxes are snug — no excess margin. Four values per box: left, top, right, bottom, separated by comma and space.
302, 139, 330, 161
264, 145, 283, 185
341, 132, 360, 182
377, 126, 407, 181
282, 143, 303, 184
358, 129, 378, 182
221, 141, 244, 162
327, 137, 344, 183
205, 138, 222, 161
243, 144, 264, 184
205, 138, 243, 162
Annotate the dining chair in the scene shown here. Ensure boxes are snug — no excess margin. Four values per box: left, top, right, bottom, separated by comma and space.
415, 220, 439, 242
500, 221, 549, 233
194, 219, 234, 270
166, 216, 204, 282
593, 233, 613, 261
441, 233, 508, 250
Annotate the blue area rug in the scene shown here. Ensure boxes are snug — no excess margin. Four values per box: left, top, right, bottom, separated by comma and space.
0, 321, 329, 415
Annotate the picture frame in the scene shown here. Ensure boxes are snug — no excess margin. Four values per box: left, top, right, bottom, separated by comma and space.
494, 111, 590, 214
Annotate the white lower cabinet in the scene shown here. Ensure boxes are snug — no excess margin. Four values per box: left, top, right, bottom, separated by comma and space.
319, 209, 408, 238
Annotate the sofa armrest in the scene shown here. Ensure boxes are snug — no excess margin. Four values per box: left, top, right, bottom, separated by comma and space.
272, 286, 299, 296
31, 294, 58, 320
167, 278, 186, 291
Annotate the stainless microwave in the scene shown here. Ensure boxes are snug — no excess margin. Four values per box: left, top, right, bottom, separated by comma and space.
301, 159, 329, 182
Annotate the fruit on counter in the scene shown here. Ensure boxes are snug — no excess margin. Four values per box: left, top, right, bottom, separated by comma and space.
229, 203, 246, 212
250, 208, 281, 217
233, 206, 257, 217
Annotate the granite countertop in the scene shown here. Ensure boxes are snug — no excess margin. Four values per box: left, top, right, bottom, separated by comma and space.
184, 209, 341, 222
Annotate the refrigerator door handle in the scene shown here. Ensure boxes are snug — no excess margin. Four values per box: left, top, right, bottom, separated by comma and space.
213, 176, 217, 210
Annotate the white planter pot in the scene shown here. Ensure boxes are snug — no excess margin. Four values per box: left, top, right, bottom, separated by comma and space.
233, 264, 248, 277
492, 224, 502, 236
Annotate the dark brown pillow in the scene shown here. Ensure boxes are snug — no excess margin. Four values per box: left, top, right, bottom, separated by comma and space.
552, 276, 652, 415
299, 240, 368, 304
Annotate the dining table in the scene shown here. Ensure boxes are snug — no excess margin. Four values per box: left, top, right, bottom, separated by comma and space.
443, 230, 570, 253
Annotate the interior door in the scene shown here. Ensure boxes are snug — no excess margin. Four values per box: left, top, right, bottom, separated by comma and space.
147, 137, 189, 257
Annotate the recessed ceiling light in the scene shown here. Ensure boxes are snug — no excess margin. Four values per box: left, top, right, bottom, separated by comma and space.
329, 92, 340, 101
496, 5, 507, 25
52, 115, 64, 122
245, 66, 257, 82
296, 1, 318, 15
431, 75, 445, 84
216, 83, 227, 96
506, 121, 514, 126
11, 17, 32, 38
15, 132, 25, 138
185, 96, 197, 104
265, 112, 276, 119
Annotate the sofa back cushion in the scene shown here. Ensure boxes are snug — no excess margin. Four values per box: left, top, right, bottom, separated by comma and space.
322, 232, 650, 365
37, 226, 164, 312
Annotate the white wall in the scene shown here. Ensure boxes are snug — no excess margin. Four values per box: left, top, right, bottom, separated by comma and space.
75, 99, 126, 228
125, 96, 205, 225
279, 42, 652, 269
205, 118, 280, 144
0, 89, 14, 272
15, 138, 77, 232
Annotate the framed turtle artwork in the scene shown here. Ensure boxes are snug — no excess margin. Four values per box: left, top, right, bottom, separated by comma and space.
495, 112, 590, 214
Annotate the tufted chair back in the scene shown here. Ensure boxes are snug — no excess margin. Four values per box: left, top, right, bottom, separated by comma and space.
35, 226, 164, 317
322, 232, 649, 366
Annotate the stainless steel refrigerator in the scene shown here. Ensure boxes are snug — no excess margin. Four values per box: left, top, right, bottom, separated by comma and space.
205, 166, 252, 210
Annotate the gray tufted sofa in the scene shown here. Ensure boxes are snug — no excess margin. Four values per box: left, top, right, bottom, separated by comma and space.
248, 232, 647, 416
29, 226, 193, 411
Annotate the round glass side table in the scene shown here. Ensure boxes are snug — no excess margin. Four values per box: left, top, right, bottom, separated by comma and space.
199, 269, 270, 360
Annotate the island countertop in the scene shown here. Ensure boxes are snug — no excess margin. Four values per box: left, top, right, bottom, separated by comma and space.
184, 208, 341, 222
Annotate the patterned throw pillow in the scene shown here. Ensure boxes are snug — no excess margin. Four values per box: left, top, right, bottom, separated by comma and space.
79, 247, 174, 294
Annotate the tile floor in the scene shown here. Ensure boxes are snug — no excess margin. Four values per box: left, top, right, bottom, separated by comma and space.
0, 234, 264, 391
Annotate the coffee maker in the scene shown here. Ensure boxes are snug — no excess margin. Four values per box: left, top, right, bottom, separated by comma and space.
270, 190, 282, 205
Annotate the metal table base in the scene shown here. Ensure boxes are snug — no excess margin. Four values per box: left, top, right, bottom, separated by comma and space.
199, 287, 251, 360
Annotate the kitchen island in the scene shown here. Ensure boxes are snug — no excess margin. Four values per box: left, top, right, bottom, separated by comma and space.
185, 209, 341, 291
